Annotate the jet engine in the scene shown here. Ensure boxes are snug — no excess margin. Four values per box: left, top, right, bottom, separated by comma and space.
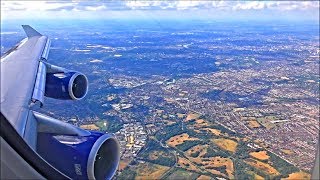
45, 72, 88, 100
34, 112, 120, 180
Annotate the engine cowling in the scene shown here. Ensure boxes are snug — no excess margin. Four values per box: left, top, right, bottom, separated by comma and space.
37, 131, 120, 180
45, 72, 88, 100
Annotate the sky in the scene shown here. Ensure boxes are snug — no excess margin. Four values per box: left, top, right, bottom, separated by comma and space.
1, 1, 319, 22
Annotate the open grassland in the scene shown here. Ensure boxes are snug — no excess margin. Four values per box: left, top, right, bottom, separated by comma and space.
281, 149, 294, 155
185, 148, 234, 179
203, 168, 225, 178
197, 175, 212, 180
118, 159, 130, 171
80, 124, 100, 130
177, 156, 202, 173
245, 158, 280, 176
163, 120, 176, 126
181, 141, 234, 179
194, 119, 209, 128
135, 162, 170, 180
166, 133, 199, 147
186, 145, 208, 164
246, 120, 261, 128
205, 156, 234, 179
202, 128, 221, 136
283, 171, 311, 180
247, 171, 264, 180
187, 144, 208, 156
249, 151, 270, 161
185, 113, 201, 122
177, 113, 186, 118
212, 138, 238, 153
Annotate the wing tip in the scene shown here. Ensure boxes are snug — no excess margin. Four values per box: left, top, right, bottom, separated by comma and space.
22, 25, 42, 38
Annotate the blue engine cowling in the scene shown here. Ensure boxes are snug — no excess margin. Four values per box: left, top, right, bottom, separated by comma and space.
45, 72, 88, 100
37, 131, 120, 180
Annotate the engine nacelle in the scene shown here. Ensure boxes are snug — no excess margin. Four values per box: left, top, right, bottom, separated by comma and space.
45, 72, 88, 100
37, 131, 120, 180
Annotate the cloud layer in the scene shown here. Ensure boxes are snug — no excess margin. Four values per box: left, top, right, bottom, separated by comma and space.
1, 1, 319, 20
2, 1, 319, 12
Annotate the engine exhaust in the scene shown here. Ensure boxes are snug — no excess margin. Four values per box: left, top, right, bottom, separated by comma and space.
69, 72, 88, 100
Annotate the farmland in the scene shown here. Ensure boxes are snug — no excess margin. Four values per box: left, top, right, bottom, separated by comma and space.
284, 171, 311, 180
134, 162, 170, 180
166, 133, 199, 147
177, 156, 202, 173
250, 151, 270, 161
245, 158, 280, 176
117, 112, 309, 180
212, 138, 238, 153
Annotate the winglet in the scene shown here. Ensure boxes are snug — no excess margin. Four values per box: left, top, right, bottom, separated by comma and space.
22, 25, 42, 38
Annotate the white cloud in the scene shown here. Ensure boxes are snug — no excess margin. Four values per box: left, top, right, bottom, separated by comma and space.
1, 1, 319, 12
233, 2, 266, 10
175, 1, 202, 10
1, 1, 76, 11
125, 1, 151, 9
84, 5, 106, 11
232, 1, 320, 11
1, 1, 108, 12
1, 1, 319, 20
123, 1, 319, 11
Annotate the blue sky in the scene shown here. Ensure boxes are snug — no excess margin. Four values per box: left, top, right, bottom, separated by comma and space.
1, 1, 319, 22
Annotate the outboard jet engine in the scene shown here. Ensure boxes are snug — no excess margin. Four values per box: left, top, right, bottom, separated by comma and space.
38, 62, 89, 100
34, 112, 120, 180
45, 72, 88, 100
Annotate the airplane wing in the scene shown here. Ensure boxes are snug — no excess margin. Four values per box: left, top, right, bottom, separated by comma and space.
1, 25, 120, 180
1, 25, 49, 137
